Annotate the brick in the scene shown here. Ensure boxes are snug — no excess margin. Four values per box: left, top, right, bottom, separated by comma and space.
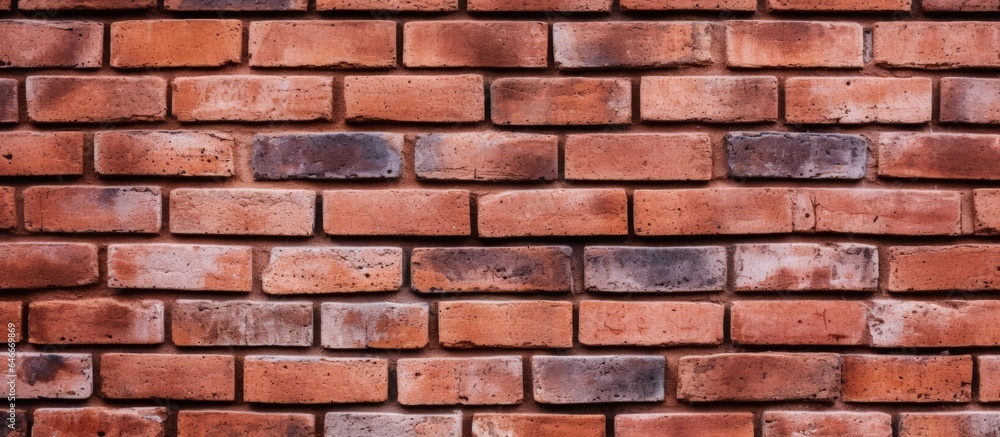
264, 247, 402, 294
641, 76, 778, 123
868, 300, 1000, 347
580, 301, 724, 346
0, 132, 83, 176
23, 186, 161, 234
164, 0, 307, 9
616, 414, 755, 437
979, 356, 1000, 402
727, 132, 867, 179
879, 133, 1000, 180
411, 247, 572, 293
978, 189, 1000, 233
797, 189, 962, 235
28, 299, 163, 345
324, 190, 470, 236
415, 132, 559, 181
170, 189, 315, 236
0, 21, 102, 68
172, 300, 312, 347
473, 414, 606, 437
727, 21, 863, 68
731, 301, 868, 346
20, 0, 154, 7
768, 0, 909, 9
108, 244, 252, 292
100, 354, 234, 401
252, 133, 402, 180
565, 133, 713, 181
491, 78, 631, 125
785, 77, 933, 124
172, 76, 333, 122
178, 411, 315, 437
478, 189, 628, 237
0, 243, 98, 289
321, 302, 428, 349
111, 20, 241, 68
27, 76, 166, 123
941, 78, 1000, 125
94, 131, 235, 177
923, 0, 1000, 10
318, 0, 456, 9
634, 188, 793, 235
875, 22, 1000, 69
0, 187, 14, 230
3, 410, 25, 437
899, 413, 1000, 437
622, 0, 756, 9
733, 243, 878, 292
405, 21, 548, 68
762, 412, 893, 437
250, 21, 395, 68
326, 413, 461, 437
344, 75, 484, 123
584, 246, 726, 292
533, 356, 665, 404
887, 245, 1000, 292
244, 356, 387, 404
677, 353, 840, 402
0, 301, 21, 341
0, 79, 15, 123
15, 353, 91, 399
439, 301, 572, 348
397, 357, 523, 405
554, 22, 711, 69
842, 355, 972, 403
468, 0, 610, 10
31, 408, 166, 437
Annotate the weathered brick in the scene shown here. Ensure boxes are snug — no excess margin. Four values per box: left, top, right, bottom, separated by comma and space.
415, 132, 559, 181
15, 353, 92, 399
172, 76, 333, 122
733, 243, 878, 292
797, 189, 962, 235
326, 413, 461, 437
899, 413, 1000, 437
0, 21, 102, 68
941, 78, 1000, 124
474, 414, 605, 437
887, 245, 1000, 292
731, 300, 868, 346
978, 189, 1000, 234
252, 133, 402, 180
317, 0, 456, 9
868, 300, 1000, 347
31, 408, 166, 437
170, 189, 315, 236
27, 76, 166, 123
164, 0, 307, 10
622, 0, 756, 9
468, 0, 610, 10
321, 302, 428, 349
634, 188, 793, 235
0, 301, 21, 341
323, 190, 470, 236
250, 21, 395, 68
478, 189, 628, 237
584, 246, 726, 292
785, 77, 933, 124
264, 247, 402, 294
580, 301, 724, 346
0, 243, 98, 289
100, 354, 234, 401
108, 244, 252, 292
533, 356, 665, 404
0, 79, 15, 123
178, 411, 315, 437
565, 133, 713, 181
405, 21, 547, 68
94, 131, 235, 177
3, 410, 25, 437
439, 301, 572, 348
768, 0, 909, 9
172, 300, 312, 347
617, 414, 755, 437
727, 132, 867, 179
28, 299, 164, 344
554, 22, 711, 69
878, 133, 1000, 180
0, 132, 83, 176
762, 412, 893, 437
244, 356, 387, 404
0, 187, 14, 230
344, 75, 484, 122
979, 356, 1000, 402
397, 357, 523, 405
875, 22, 1000, 69
23, 186, 161, 234
923, 0, 1000, 10
491, 78, 631, 125
111, 20, 241, 68
842, 355, 972, 403
411, 247, 572, 293
19, 0, 155, 8
641, 76, 778, 123
728, 21, 863, 68
677, 353, 840, 402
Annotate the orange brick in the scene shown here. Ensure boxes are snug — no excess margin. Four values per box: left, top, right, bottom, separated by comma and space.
785, 77, 933, 124
31, 408, 166, 437
875, 22, 1000, 69
0, 132, 84, 176
768, 0, 909, 9
94, 131, 236, 177
318, 0, 456, 9
579, 301, 724, 346
397, 357, 523, 405
0, 301, 21, 341
478, 189, 628, 237
321, 302, 428, 349
249, 21, 396, 68
731, 300, 868, 346
554, 22, 712, 69
323, 190, 470, 236
468, 0, 610, 10
491, 78, 631, 125
170, 188, 316, 236
172, 76, 333, 122
438, 301, 573, 348
28, 298, 164, 345
886, 245, 1000, 292
172, 300, 312, 347
0, 243, 98, 289
762, 412, 893, 437
899, 413, 1000, 437
23, 186, 161, 234
164, 0, 306, 9
941, 78, 1000, 124
263, 247, 402, 294
344, 75, 484, 122
405, 21, 547, 68
622, 0, 756, 9
0, 21, 102, 68
727, 21, 863, 68
733, 243, 879, 292
641, 76, 778, 123
869, 300, 1000, 347
617, 414, 755, 437
677, 353, 840, 402
634, 188, 793, 235
178, 411, 315, 437
797, 189, 962, 235
20, 0, 154, 7
111, 20, 241, 68
107, 244, 252, 292
27, 76, 166, 123
16, 353, 92, 399
411, 247, 572, 293
415, 132, 559, 181
99, 354, 234, 401
842, 355, 972, 403
473, 414, 606, 437
244, 356, 387, 404
879, 133, 1000, 180
0, 187, 13, 230
564, 133, 713, 181
979, 356, 1000, 402
923, 0, 1000, 9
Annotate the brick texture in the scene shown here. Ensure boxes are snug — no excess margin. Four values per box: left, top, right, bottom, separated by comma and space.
111, 20, 242, 68
555, 22, 712, 69
172, 76, 333, 122
28, 298, 164, 344
244, 356, 387, 404
0, 21, 103, 68
249, 21, 396, 68
27, 76, 167, 123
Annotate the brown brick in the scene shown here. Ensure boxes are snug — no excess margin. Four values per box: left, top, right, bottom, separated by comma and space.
0, 187, 14, 230
108, 244, 252, 292
584, 247, 727, 293
0, 301, 21, 341
785, 77, 933, 124
263, 247, 402, 294
415, 132, 559, 181
252, 133, 402, 180
15, 353, 92, 399
769, 0, 909, 9
565, 133, 713, 181
172, 300, 312, 347
3, 410, 25, 437
868, 300, 1000, 347
28, 298, 164, 345
762, 412, 893, 437
95, 131, 235, 177
468, 0, 610, 10
323, 190, 470, 236
923, 0, 1000, 10
111, 20, 241, 68
100, 354, 234, 401
439, 301, 573, 348
321, 302, 428, 349
733, 243, 879, 292
727, 21, 863, 68
634, 188, 793, 235
641, 76, 778, 123
164, 0, 307, 9
0, 21, 102, 68
875, 22, 1000, 69
941, 78, 1000, 124
170, 188, 315, 236
27, 76, 166, 123
20, 0, 154, 7
887, 245, 1000, 292
0, 243, 98, 289
244, 356, 387, 404
977, 189, 1000, 233
326, 414, 462, 437
405, 21, 548, 68
554, 22, 711, 69
622, 0, 756, 9
797, 189, 962, 235
31, 408, 167, 437
677, 353, 840, 402
842, 355, 972, 403
878, 133, 1000, 180
580, 301, 724, 346
0, 79, 15, 123
491, 78, 631, 125
23, 186, 161, 234
899, 413, 1000, 437
178, 411, 315, 437
478, 189, 628, 237
0, 132, 83, 176
397, 357, 523, 405
533, 356, 665, 404
979, 356, 1000, 402
473, 414, 606, 437
172, 76, 333, 122
731, 300, 868, 346
617, 414, 755, 437
317, 0, 456, 9
411, 246, 572, 293
344, 75, 484, 123
249, 21, 396, 68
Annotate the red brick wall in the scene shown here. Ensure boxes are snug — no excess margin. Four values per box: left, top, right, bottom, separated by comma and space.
2, 0, 999, 436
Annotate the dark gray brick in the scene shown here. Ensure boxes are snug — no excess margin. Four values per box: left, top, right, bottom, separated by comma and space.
727, 132, 867, 179
584, 246, 726, 292
532, 356, 665, 404
253, 133, 403, 180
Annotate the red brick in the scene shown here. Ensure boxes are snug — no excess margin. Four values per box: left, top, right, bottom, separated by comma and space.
979, 356, 1000, 402
584, 246, 727, 292
170, 188, 315, 236
405, 21, 547, 68
0, 132, 84, 176
19, 0, 154, 7
100, 354, 234, 401
397, 357, 523, 405
887, 245, 1000, 292
415, 132, 559, 181
875, 22, 1000, 69
879, 133, 1000, 180
321, 302, 428, 349
868, 300, 1000, 347
31, 408, 167, 437
842, 355, 972, 403
326, 413, 461, 437
727, 21, 863, 68
941, 78, 1000, 124
731, 300, 868, 346
28, 298, 164, 345
111, 20, 241, 68
94, 131, 235, 177
0, 79, 16, 123
439, 301, 573, 348
478, 189, 627, 237
15, 353, 92, 399
0, 21, 102, 68
317, 0, 456, 9
27, 76, 166, 123
0, 243, 98, 289
263, 247, 402, 294
23, 186, 161, 234
178, 411, 315, 437
621, 0, 756, 9
634, 188, 793, 235
616, 414, 755, 437
785, 77, 933, 124
249, 21, 396, 68
172, 76, 333, 122
108, 244, 252, 292
923, 0, 1000, 10
164, 0, 307, 9
411, 247, 572, 293
244, 356, 387, 404
797, 189, 962, 235
491, 78, 631, 125
344, 75, 484, 123
323, 190, 470, 236
733, 243, 879, 292
172, 300, 312, 347
770, 0, 909, 9
641, 76, 778, 123
0, 187, 14, 230
899, 413, 1000, 437
978, 189, 1000, 234
579, 301, 724, 346
762, 412, 893, 437
565, 133, 713, 181
473, 414, 606, 437
468, 0, 610, 10
554, 22, 711, 69
533, 356, 665, 404
0, 301, 21, 341
677, 353, 840, 402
